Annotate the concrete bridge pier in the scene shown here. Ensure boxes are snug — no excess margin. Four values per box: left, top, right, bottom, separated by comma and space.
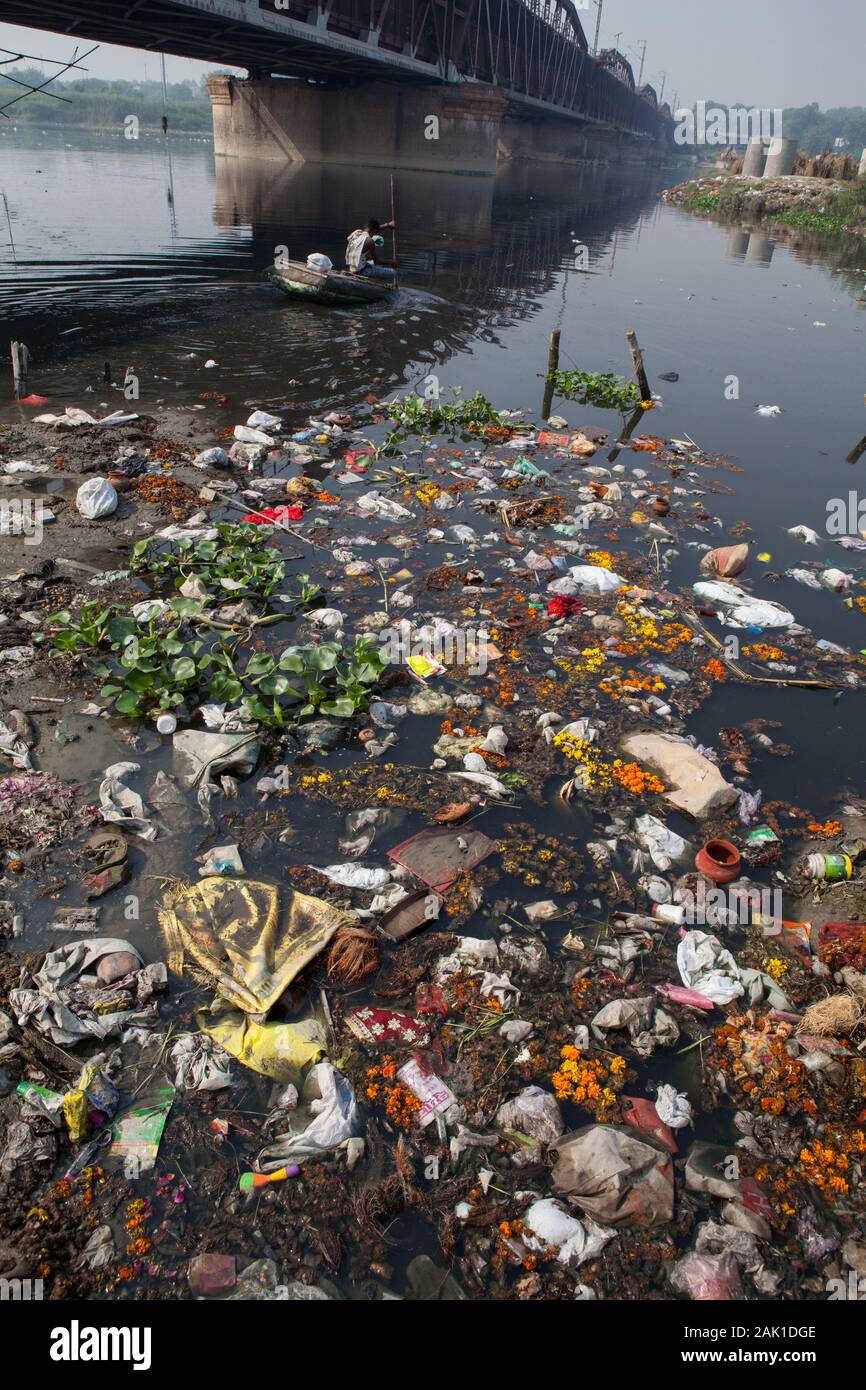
208, 75, 665, 174
207, 75, 507, 174
495, 116, 657, 167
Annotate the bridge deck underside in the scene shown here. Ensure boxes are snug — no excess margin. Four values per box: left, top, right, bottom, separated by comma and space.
2, 0, 662, 135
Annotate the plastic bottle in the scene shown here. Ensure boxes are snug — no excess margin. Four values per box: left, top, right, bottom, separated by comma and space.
805, 853, 852, 882
651, 902, 686, 926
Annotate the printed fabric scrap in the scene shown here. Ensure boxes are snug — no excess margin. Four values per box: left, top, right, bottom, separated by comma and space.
158, 877, 353, 1019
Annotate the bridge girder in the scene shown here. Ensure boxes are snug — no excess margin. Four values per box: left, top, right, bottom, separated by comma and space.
2, 0, 663, 134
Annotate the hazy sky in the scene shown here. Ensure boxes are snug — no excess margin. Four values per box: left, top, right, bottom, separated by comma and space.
0, 0, 863, 109
584, 0, 866, 109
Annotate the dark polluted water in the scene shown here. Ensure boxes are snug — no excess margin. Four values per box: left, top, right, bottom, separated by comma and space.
0, 127, 866, 1307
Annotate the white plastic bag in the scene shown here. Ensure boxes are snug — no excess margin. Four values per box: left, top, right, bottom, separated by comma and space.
676, 930, 744, 1005
560, 564, 628, 594
99, 761, 157, 841
635, 814, 688, 872
655, 1083, 693, 1129
306, 253, 333, 272
76, 476, 118, 519
693, 581, 794, 629
171, 1033, 235, 1091
256, 1063, 360, 1170
523, 1198, 614, 1267
311, 863, 392, 889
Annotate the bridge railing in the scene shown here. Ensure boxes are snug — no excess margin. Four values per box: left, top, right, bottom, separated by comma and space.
254, 0, 662, 134
451, 0, 659, 134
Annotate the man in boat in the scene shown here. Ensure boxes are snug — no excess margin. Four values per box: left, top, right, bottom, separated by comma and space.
345, 219, 397, 282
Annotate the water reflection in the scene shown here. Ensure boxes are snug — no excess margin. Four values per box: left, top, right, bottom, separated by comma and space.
212, 157, 669, 311
725, 228, 775, 266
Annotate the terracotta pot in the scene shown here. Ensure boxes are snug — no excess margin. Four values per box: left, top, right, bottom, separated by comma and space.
696, 838, 741, 885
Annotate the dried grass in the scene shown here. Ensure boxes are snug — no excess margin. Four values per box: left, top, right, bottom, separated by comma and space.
798, 992, 864, 1038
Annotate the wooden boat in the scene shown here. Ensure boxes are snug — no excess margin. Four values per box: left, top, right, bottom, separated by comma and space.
267, 260, 397, 305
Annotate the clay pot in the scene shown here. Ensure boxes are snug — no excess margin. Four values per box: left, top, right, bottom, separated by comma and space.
652, 496, 670, 516
696, 838, 741, 885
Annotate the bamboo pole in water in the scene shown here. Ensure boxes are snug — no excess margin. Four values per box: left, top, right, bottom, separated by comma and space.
626, 329, 651, 402
541, 328, 561, 421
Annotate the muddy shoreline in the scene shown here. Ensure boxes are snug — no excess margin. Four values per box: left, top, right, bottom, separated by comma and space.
662, 172, 866, 246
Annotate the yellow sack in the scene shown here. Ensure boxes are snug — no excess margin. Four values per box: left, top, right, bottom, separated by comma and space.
158, 877, 352, 1019
198, 1002, 326, 1083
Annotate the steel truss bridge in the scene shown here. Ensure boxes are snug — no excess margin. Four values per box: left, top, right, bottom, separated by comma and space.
4, 0, 668, 137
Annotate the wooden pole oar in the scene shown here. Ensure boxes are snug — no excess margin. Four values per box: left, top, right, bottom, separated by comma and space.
390, 174, 398, 287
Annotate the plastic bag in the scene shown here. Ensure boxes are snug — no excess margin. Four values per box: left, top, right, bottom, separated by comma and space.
256, 1063, 361, 1170
559, 564, 628, 594
551, 1124, 675, 1227
199, 1004, 326, 1083
700, 543, 749, 578
109, 1088, 174, 1174
356, 490, 412, 521
172, 729, 260, 790
76, 476, 118, 519
523, 1199, 614, 1266
306, 253, 333, 272
655, 1083, 693, 1129
99, 761, 157, 841
676, 930, 744, 1005
693, 580, 794, 629
171, 1032, 235, 1091
311, 863, 392, 889
671, 1249, 742, 1299
496, 1085, 563, 1146
635, 814, 688, 872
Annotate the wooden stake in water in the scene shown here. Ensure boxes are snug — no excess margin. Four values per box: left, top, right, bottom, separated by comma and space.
2, 191, 14, 263
846, 433, 866, 466
541, 327, 561, 421
626, 328, 651, 403
11, 341, 29, 400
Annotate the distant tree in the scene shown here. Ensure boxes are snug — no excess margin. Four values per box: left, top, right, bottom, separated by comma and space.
783, 104, 866, 154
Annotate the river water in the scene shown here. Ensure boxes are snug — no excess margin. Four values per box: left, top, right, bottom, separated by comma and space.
2, 127, 866, 1300
2, 128, 865, 804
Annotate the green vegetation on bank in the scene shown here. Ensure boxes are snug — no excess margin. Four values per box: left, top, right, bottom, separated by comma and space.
681, 176, 866, 239
0, 66, 217, 130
